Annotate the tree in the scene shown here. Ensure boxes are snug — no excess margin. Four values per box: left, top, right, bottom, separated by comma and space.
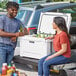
0, 0, 7, 11
53, 0, 64, 1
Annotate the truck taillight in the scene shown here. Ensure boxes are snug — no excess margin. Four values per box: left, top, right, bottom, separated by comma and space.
27, 27, 37, 34
28, 27, 36, 32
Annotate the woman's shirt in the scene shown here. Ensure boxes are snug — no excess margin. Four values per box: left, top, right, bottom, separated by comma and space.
53, 31, 71, 58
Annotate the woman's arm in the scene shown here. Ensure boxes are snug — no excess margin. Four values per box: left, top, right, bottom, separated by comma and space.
45, 43, 67, 61
45, 36, 54, 40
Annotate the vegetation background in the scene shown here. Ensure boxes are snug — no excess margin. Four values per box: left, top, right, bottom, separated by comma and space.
0, 0, 76, 11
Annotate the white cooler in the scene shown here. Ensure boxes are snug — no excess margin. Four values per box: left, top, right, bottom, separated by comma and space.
20, 36, 52, 59
20, 12, 71, 59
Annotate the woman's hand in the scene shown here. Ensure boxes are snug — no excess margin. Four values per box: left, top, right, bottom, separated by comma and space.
45, 37, 54, 40
45, 56, 53, 61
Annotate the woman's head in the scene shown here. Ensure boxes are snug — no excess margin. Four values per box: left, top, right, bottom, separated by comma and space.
6, 1, 19, 18
53, 17, 67, 32
53, 17, 70, 42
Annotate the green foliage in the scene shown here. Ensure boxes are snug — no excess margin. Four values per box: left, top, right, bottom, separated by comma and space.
0, 0, 7, 9
52, 0, 64, 1
22, 0, 38, 1
22, 0, 31, 2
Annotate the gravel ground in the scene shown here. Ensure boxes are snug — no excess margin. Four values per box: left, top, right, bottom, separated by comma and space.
15, 63, 38, 76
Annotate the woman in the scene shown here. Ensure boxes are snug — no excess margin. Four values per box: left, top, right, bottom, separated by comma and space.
38, 17, 71, 76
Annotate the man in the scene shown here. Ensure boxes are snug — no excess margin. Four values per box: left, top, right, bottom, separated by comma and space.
0, 1, 28, 73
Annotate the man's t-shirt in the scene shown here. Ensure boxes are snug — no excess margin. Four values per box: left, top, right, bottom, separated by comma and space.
0, 15, 24, 48
53, 31, 71, 58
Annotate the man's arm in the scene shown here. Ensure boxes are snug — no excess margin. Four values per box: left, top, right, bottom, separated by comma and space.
0, 29, 24, 37
10, 28, 29, 42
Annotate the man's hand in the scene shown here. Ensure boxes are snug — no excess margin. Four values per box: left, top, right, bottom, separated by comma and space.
11, 37, 17, 42
15, 32, 25, 37
24, 28, 29, 35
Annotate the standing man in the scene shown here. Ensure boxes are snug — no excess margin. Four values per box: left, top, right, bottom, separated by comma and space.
0, 1, 28, 73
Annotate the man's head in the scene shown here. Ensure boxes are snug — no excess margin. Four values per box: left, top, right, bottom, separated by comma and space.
6, 1, 19, 18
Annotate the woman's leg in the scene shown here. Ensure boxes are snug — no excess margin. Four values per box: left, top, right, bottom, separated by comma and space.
38, 54, 52, 76
43, 55, 70, 76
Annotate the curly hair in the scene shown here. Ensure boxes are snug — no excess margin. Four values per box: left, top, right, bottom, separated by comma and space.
6, 1, 19, 10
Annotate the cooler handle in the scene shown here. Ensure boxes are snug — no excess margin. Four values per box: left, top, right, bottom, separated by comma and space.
29, 41, 35, 43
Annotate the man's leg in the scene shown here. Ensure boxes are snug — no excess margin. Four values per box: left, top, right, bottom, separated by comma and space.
6, 45, 15, 65
0, 44, 6, 73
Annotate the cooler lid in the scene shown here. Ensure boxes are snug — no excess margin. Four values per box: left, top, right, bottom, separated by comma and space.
37, 12, 71, 34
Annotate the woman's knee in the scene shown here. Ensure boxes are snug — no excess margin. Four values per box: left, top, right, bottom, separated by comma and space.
38, 59, 44, 67
43, 61, 50, 75
38, 57, 46, 65
43, 61, 50, 68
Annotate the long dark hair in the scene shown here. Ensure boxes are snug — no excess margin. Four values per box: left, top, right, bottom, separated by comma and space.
53, 17, 71, 42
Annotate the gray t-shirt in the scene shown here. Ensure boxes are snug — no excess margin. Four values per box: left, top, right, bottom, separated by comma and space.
0, 15, 24, 48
